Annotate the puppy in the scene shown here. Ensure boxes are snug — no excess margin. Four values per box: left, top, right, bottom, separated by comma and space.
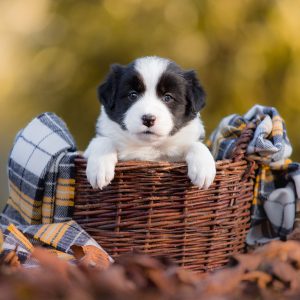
84, 56, 216, 190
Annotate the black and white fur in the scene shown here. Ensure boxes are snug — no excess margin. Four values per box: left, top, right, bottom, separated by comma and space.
84, 56, 216, 189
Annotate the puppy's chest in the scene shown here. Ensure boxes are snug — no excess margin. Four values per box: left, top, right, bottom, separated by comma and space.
117, 144, 184, 162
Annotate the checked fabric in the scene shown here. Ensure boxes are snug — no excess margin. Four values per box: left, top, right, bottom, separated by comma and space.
0, 112, 111, 264
208, 105, 300, 245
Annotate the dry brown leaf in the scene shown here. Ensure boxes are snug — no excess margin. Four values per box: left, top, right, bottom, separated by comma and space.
234, 253, 263, 269
31, 247, 70, 282
241, 271, 272, 289
201, 268, 244, 295
118, 254, 165, 270
71, 245, 111, 270
93, 265, 136, 294
256, 240, 300, 262
0, 230, 3, 253
287, 228, 300, 241
172, 267, 201, 286
1, 250, 21, 268
270, 260, 300, 291
146, 268, 175, 294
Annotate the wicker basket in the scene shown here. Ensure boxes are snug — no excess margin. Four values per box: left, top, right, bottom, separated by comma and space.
73, 124, 256, 273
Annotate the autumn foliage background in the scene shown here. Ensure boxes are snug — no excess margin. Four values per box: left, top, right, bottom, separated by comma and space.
1, 0, 300, 207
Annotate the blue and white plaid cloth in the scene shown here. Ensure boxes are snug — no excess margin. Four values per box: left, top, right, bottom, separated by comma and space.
0, 112, 111, 264
208, 105, 300, 245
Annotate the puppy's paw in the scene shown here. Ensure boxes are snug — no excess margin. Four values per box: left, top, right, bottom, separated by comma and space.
186, 144, 216, 189
85, 154, 117, 190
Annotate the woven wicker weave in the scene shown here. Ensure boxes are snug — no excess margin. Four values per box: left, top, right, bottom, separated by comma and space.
73, 124, 256, 273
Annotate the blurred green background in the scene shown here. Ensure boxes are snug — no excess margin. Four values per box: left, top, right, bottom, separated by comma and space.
1, 0, 300, 208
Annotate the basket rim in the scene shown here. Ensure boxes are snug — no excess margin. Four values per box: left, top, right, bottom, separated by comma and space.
75, 156, 234, 168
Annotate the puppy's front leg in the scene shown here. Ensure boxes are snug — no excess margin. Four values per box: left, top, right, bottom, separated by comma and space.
185, 142, 216, 189
84, 137, 118, 189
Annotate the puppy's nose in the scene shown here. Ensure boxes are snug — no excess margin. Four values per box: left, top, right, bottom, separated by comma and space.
142, 114, 156, 127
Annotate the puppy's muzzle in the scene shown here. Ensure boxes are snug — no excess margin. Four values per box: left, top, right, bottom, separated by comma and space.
142, 114, 156, 127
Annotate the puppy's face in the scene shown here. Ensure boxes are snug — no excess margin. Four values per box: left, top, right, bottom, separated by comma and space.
98, 56, 205, 143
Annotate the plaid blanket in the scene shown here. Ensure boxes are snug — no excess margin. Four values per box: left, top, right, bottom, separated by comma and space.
0, 113, 111, 264
208, 105, 300, 245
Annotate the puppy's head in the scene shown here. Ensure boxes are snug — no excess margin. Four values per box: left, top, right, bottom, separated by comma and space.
98, 56, 205, 142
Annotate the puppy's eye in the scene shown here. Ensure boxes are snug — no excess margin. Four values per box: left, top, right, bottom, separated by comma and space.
162, 94, 174, 103
128, 91, 138, 101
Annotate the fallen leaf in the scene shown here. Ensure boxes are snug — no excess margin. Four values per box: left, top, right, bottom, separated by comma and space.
71, 245, 111, 270
31, 247, 70, 282
0, 247, 20, 268
0, 230, 3, 253
287, 228, 300, 241
241, 270, 272, 289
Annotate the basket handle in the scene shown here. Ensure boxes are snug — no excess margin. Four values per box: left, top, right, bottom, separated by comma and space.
229, 122, 257, 162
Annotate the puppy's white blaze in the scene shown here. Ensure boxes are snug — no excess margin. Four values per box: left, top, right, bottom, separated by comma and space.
124, 56, 174, 138
134, 56, 169, 92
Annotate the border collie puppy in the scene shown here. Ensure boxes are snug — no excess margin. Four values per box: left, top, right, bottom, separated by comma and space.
84, 56, 216, 189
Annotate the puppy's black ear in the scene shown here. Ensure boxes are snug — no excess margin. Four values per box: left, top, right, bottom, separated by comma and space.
97, 64, 124, 109
184, 70, 206, 113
